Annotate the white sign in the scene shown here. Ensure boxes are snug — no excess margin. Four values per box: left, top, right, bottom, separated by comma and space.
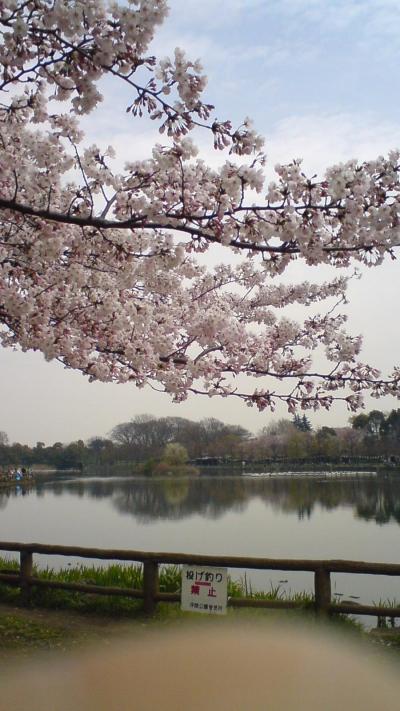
181, 565, 227, 615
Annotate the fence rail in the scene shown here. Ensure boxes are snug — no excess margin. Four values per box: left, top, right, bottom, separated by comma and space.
0, 541, 399, 620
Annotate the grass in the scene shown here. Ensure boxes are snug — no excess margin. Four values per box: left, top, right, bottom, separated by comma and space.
372, 597, 400, 630
4, 556, 400, 657
0, 614, 68, 657
0, 557, 383, 639
0, 555, 358, 642
0, 557, 176, 615
0, 556, 318, 616
229, 571, 314, 606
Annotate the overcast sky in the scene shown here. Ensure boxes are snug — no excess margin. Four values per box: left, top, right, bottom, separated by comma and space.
1, 0, 400, 446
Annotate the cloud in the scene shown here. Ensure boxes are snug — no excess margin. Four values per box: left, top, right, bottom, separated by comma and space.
264, 112, 400, 177
163, 0, 268, 31
153, 2, 318, 79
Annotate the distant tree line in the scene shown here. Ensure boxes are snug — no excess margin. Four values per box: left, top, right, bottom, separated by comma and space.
108, 415, 250, 462
0, 416, 251, 470
247, 410, 400, 461
1, 409, 400, 470
0, 435, 87, 470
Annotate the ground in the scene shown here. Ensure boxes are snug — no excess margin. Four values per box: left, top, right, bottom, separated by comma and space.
1, 601, 400, 663
0, 602, 154, 659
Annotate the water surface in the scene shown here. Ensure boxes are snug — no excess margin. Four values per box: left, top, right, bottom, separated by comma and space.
1, 472, 399, 617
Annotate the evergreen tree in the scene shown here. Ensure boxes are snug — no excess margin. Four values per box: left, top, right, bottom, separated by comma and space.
293, 415, 312, 432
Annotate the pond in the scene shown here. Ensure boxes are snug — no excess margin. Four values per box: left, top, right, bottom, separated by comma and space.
1, 471, 400, 621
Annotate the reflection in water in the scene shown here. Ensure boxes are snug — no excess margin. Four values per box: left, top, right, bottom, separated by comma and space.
2, 472, 400, 617
1, 473, 400, 526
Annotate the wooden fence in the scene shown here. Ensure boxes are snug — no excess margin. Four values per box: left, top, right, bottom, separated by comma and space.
0, 541, 400, 620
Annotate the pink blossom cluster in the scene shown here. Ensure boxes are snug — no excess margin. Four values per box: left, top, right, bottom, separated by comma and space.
0, 0, 399, 412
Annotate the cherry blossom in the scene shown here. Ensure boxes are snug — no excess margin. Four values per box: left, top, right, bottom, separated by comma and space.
0, 0, 399, 413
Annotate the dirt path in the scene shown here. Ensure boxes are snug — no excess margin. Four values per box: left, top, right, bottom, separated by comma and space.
0, 602, 153, 659
2, 601, 400, 662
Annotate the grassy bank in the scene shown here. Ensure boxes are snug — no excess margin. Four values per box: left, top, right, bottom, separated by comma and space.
3, 558, 400, 658
0, 558, 315, 657
0, 611, 69, 657
2, 558, 399, 629
0, 557, 315, 616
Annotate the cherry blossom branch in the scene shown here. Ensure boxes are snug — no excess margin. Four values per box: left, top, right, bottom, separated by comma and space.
0, 197, 398, 259
0, 0, 399, 413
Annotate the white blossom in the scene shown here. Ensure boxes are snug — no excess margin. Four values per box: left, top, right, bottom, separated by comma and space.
0, 0, 399, 413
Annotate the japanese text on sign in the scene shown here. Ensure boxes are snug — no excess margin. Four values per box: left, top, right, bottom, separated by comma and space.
181, 565, 227, 615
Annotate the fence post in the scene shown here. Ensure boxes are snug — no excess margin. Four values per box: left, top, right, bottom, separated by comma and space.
314, 567, 331, 616
20, 550, 33, 606
143, 560, 159, 615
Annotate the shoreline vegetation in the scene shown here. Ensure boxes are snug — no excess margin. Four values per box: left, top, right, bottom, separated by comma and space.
1, 557, 399, 626
1, 462, 399, 487
0, 557, 312, 611
2, 410, 400, 477
136, 442, 199, 477
1, 558, 400, 657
